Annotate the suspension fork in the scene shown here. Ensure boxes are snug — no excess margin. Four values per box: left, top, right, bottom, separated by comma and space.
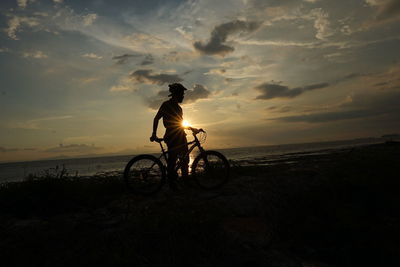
195, 139, 210, 168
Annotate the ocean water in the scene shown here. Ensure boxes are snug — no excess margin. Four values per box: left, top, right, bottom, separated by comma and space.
0, 138, 385, 183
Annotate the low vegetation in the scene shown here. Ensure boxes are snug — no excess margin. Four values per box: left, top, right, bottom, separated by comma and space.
0, 142, 399, 266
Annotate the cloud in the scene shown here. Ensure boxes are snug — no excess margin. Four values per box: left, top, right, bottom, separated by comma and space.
146, 84, 211, 110
331, 73, 366, 84
112, 54, 140, 64
175, 26, 194, 41
124, 33, 173, 51
130, 69, 183, 85
255, 73, 365, 100
184, 84, 211, 104
6, 15, 40, 40
22, 50, 48, 59
82, 53, 102, 59
267, 106, 293, 113
82, 13, 98, 26
17, 0, 28, 9
366, 0, 400, 19
0, 147, 37, 153
193, 20, 262, 56
248, 0, 298, 8
272, 109, 381, 123
109, 76, 136, 92
270, 90, 400, 123
310, 8, 334, 40
162, 51, 195, 62
8, 115, 72, 129
255, 82, 329, 100
63, 134, 111, 143
140, 54, 154, 65
374, 0, 400, 20
237, 39, 318, 47
0, 147, 19, 153
17, 0, 38, 9
364, 0, 400, 27
109, 84, 134, 92
147, 90, 169, 110
44, 144, 102, 153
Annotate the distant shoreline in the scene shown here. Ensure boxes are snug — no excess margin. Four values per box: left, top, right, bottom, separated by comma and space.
0, 137, 396, 183
0, 136, 391, 165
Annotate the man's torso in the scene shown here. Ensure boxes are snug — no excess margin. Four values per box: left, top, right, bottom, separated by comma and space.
159, 100, 186, 143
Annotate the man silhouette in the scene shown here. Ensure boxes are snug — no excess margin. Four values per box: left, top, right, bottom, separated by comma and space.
150, 83, 189, 188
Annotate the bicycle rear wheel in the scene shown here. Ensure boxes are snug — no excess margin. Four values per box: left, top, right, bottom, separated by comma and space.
192, 150, 230, 189
124, 154, 166, 195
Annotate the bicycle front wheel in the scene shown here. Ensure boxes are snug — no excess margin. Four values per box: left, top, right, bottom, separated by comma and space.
192, 150, 230, 189
124, 154, 166, 195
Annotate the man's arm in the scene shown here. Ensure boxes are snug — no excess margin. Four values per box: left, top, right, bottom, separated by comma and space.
150, 109, 163, 141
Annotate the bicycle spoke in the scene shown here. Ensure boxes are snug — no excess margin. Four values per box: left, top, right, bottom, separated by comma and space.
124, 155, 165, 195
193, 151, 229, 189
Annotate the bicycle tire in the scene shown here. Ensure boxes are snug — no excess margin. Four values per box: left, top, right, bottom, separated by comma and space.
192, 150, 230, 189
124, 154, 166, 195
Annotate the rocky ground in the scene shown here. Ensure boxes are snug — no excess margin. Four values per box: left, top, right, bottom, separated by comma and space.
0, 142, 399, 266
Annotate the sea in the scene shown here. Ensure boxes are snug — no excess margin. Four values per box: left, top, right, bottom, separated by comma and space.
0, 137, 390, 183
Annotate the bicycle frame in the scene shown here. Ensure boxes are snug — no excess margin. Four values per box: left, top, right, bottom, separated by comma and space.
156, 131, 206, 172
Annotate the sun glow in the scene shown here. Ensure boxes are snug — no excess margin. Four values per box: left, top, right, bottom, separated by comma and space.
182, 120, 191, 128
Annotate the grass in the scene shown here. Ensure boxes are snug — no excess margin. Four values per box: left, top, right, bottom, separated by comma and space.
0, 142, 399, 266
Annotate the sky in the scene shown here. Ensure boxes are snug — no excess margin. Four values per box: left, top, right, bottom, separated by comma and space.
0, 0, 400, 162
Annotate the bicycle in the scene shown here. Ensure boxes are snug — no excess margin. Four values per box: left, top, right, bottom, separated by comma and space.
123, 127, 230, 195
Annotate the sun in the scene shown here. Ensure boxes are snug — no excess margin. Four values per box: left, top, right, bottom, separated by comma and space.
182, 120, 191, 128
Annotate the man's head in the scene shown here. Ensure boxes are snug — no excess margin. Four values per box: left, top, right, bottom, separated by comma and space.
168, 83, 187, 103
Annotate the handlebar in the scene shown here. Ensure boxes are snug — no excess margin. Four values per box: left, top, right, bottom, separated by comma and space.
187, 127, 205, 134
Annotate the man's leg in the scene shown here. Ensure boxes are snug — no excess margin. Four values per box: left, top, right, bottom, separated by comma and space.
179, 144, 189, 179
167, 145, 178, 187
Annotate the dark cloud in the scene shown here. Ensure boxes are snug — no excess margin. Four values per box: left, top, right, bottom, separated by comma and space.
249, 0, 298, 8
334, 73, 363, 83
255, 73, 366, 100
0, 147, 19, 152
374, 0, 400, 22
272, 109, 381, 123
0, 147, 37, 153
147, 90, 169, 110
363, 0, 400, 28
147, 84, 211, 110
374, 81, 389, 87
270, 91, 400, 123
267, 106, 292, 113
130, 69, 183, 85
162, 51, 179, 62
255, 82, 329, 100
182, 70, 193, 76
184, 84, 211, 104
45, 144, 101, 153
140, 54, 154, 65
112, 53, 140, 64
193, 20, 261, 56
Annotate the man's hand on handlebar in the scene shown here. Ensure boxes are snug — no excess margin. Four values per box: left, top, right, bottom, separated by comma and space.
187, 127, 205, 134
150, 132, 157, 142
